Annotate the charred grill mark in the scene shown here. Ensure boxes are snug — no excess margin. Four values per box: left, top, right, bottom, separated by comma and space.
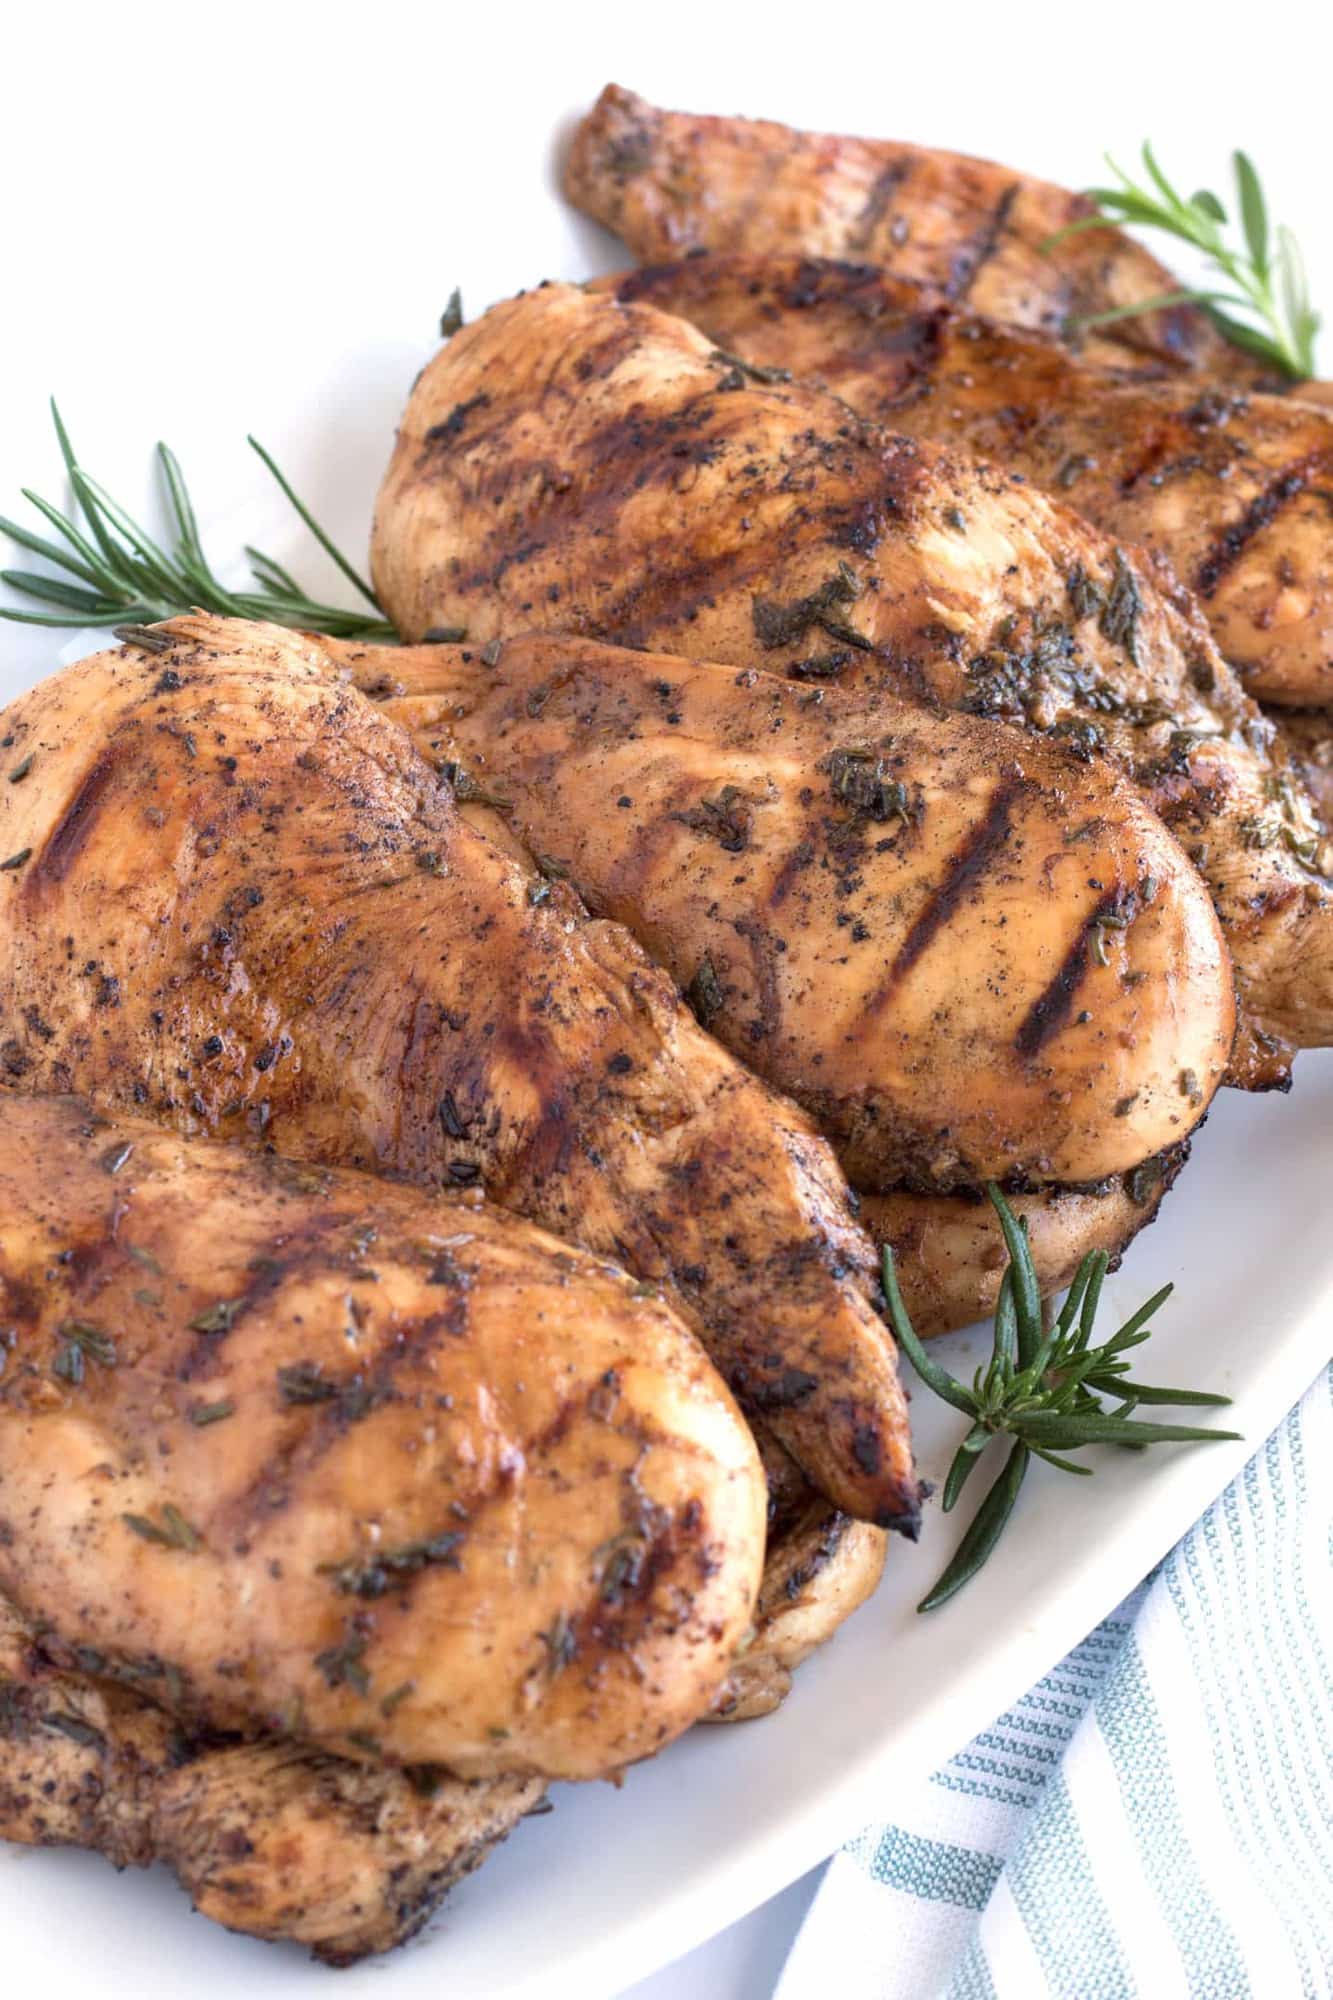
1194, 451, 1331, 597
868, 775, 1024, 1009
608, 266, 673, 308
768, 838, 816, 911
776, 256, 875, 312
569, 318, 646, 387
773, 1506, 851, 1605
741, 1366, 821, 1413
564, 1512, 689, 1667
1014, 889, 1123, 1060
732, 916, 782, 1045
175, 1224, 353, 1385
27, 742, 127, 891
592, 540, 761, 651
446, 401, 731, 612
832, 1400, 922, 1537
847, 160, 912, 253
946, 184, 1020, 303
862, 309, 949, 412
422, 394, 491, 452
1116, 431, 1177, 495
214, 1301, 475, 1533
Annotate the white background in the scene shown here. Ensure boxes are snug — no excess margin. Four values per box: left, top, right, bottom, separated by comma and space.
2, 6, 1331, 1997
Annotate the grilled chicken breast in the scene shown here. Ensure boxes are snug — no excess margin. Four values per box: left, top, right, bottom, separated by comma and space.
370, 283, 1333, 1084
707, 1495, 884, 1723
859, 1146, 1185, 1339
351, 634, 1198, 1332
564, 84, 1265, 384
1274, 709, 1333, 829
0, 619, 917, 1528
602, 256, 1333, 707
0, 1592, 546, 1964
341, 633, 1231, 1192
0, 1094, 767, 1778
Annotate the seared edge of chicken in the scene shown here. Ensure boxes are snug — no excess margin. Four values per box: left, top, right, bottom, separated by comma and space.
0, 618, 919, 1529
0, 1593, 546, 1965
601, 254, 1333, 707
369, 283, 1333, 1079
563, 84, 1258, 381
343, 633, 1231, 1191
859, 1143, 1188, 1339
0, 1094, 767, 1778
1273, 709, 1333, 830
707, 1494, 885, 1723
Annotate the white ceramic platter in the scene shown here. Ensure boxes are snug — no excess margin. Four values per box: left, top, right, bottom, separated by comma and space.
2, 9, 1330, 1995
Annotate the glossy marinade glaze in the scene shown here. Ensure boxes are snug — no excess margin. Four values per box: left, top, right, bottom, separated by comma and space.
0, 618, 919, 1528
370, 283, 1333, 1087
0, 1094, 766, 1779
603, 255, 1333, 707
564, 84, 1266, 383
343, 632, 1233, 1192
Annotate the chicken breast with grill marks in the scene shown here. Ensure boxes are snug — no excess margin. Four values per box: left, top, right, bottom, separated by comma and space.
602, 255, 1333, 708
369, 283, 1333, 1087
0, 1094, 767, 1778
0, 618, 918, 1529
563, 84, 1266, 385
341, 632, 1232, 1193
345, 633, 1191, 1337
0, 1592, 546, 1965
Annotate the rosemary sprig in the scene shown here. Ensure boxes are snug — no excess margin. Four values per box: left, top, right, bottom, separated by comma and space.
0, 402, 399, 641
882, 1185, 1241, 1611
1047, 144, 1320, 380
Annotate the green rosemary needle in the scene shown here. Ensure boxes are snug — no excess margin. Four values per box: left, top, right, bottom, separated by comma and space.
0, 401, 399, 642
1046, 143, 1320, 380
882, 1184, 1240, 1611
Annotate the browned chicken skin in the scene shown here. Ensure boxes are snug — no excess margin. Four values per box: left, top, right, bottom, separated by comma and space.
0, 618, 918, 1528
341, 634, 1232, 1192
564, 85, 1266, 384
0, 1592, 546, 1965
0, 1094, 767, 1778
601, 256, 1333, 708
368, 283, 1333, 1084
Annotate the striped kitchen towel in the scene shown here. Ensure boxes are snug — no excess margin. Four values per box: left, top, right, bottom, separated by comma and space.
777, 1362, 1333, 2000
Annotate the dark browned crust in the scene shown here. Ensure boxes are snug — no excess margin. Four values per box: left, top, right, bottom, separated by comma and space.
0, 1595, 544, 1964
564, 85, 1264, 379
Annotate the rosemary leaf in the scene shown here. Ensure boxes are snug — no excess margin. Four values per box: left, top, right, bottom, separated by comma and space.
1013, 1411, 1241, 1449
917, 1444, 1030, 1613
986, 1186, 1042, 1367
1, 403, 400, 643
246, 435, 382, 612
1081, 1378, 1231, 1407
1049, 144, 1320, 379
887, 1183, 1237, 1609
880, 1246, 975, 1415
941, 1425, 992, 1513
